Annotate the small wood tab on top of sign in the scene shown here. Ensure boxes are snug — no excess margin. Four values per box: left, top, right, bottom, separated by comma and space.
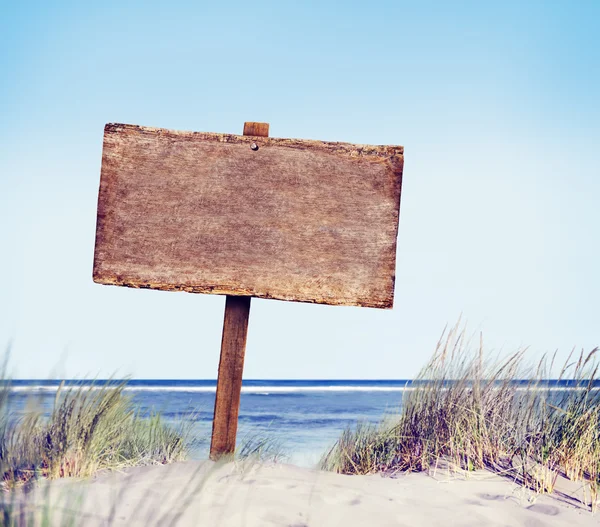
243, 122, 269, 137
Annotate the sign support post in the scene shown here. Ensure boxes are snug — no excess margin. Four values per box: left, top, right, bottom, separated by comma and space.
209, 122, 269, 460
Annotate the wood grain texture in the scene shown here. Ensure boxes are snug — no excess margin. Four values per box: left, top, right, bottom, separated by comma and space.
210, 295, 251, 459
93, 123, 404, 308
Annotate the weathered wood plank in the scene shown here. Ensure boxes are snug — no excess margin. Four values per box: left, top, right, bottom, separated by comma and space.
93, 123, 404, 308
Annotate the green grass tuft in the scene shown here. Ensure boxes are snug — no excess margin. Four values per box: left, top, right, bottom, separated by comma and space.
0, 379, 192, 486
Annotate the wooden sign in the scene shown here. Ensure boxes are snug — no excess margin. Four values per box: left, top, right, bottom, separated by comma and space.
93, 122, 404, 459
93, 123, 404, 309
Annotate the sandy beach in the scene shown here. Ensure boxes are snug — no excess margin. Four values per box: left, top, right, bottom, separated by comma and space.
14, 460, 597, 526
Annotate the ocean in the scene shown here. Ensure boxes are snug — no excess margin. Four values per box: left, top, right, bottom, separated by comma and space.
6, 379, 597, 467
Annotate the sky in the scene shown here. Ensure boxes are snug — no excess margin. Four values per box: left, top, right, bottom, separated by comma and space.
0, 0, 598, 379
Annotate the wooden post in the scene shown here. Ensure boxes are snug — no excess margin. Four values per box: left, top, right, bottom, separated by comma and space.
209, 122, 269, 460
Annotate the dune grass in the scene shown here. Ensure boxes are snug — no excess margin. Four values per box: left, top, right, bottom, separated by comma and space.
236, 432, 287, 464
320, 324, 600, 510
0, 379, 192, 487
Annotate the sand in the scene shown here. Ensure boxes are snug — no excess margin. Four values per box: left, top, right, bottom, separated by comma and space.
13, 460, 598, 526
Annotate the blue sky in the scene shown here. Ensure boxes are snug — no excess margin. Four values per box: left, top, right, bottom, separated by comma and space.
1, 1, 598, 378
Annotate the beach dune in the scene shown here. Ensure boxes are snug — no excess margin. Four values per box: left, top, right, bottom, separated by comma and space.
16, 460, 597, 526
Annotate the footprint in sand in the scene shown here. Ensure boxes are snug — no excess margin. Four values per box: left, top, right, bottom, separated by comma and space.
315, 490, 362, 506
523, 518, 548, 527
526, 504, 560, 516
477, 493, 506, 501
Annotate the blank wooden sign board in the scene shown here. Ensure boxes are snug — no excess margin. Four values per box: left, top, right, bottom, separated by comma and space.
93, 122, 404, 459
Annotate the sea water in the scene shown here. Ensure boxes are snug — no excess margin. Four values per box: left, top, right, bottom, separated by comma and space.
7, 379, 596, 467
7, 380, 408, 467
